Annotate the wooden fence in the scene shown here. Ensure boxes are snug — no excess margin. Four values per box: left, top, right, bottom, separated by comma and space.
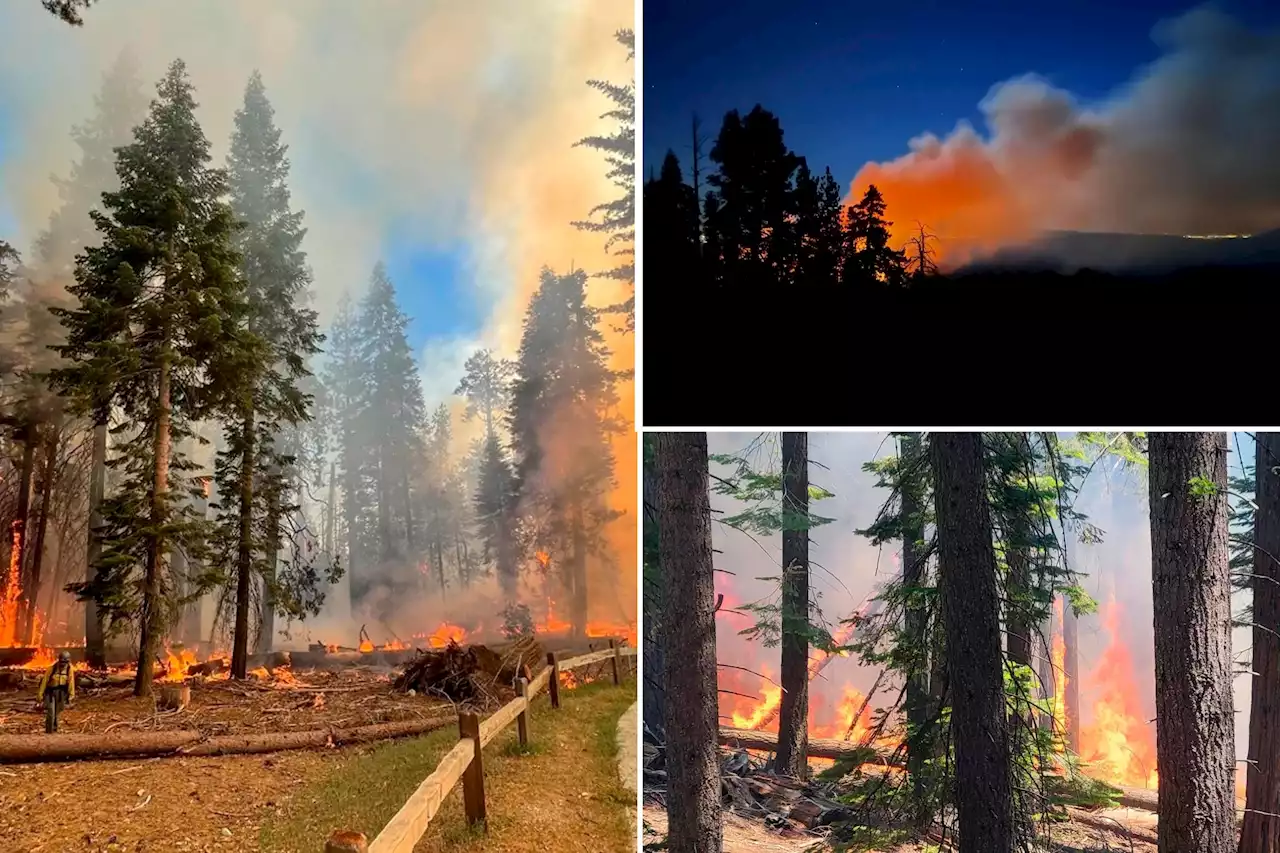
324, 640, 639, 853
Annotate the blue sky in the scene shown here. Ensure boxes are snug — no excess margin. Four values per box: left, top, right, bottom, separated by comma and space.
643, 0, 1280, 188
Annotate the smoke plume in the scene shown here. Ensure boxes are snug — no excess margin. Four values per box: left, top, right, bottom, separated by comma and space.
850, 7, 1280, 263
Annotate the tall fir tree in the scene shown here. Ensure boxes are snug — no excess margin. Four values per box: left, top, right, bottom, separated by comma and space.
51, 59, 247, 697
213, 70, 323, 676
572, 29, 635, 332
510, 268, 623, 635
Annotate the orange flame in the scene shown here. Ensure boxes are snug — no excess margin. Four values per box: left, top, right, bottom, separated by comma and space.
534, 550, 550, 569
358, 639, 374, 653
0, 522, 23, 647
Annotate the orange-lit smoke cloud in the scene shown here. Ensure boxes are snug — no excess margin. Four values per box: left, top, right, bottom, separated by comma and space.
849, 7, 1280, 265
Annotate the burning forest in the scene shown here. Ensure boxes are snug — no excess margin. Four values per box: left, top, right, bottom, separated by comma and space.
0, 1, 636, 848
646, 431, 1270, 853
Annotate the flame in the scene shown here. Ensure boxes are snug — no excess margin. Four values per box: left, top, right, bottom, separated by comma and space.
1077, 602, 1158, 789
1049, 598, 1067, 736
413, 622, 467, 648
534, 550, 550, 569
585, 621, 638, 647
0, 522, 23, 646
381, 639, 411, 651
536, 598, 572, 634
358, 639, 374, 653
159, 645, 199, 682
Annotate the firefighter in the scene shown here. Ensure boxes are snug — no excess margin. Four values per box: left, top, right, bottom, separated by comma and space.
35, 650, 75, 733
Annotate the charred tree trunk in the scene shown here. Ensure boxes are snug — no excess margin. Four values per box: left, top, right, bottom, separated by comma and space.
775, 432, 810, 778
231, 404, 256, 681
931, 432, 1013, 853
655, 432, 722, 853
84, 422, 107, 668
900, 433, 930, 808
1037, 612, 1056, 733
136, 350, 173, 698
22, 427, 60, 644
1148, 432, 1235, 853
1241, 432, 1280, 853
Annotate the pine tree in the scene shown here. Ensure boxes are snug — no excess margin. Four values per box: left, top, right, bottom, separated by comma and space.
456, 349, 518, 600
215, 70, 322, 676
846, 185, 908, 287
51, 59, 247, 697
28, 52, 148, 668
510, 268, 623, 635
572, 29, 635, 332
642, 152, 700, 288
355, 265, 425, 600
775, 432, 811, 776
324, 293, 375, 605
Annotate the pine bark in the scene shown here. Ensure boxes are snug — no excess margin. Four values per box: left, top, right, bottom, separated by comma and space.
642, 436, 666, 740
256, 486, 279, 656
11, 424, 37, 636
231, 404, 255, 680
1241, 432, 1280, 853
1148, 432, 1235, 853
931, 432, 1013, 853
775, 432, 810, 777
84, 421, 107, 669
655, 432, 722, 853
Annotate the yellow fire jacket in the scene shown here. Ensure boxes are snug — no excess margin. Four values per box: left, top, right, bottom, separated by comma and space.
36, 661, 75, 702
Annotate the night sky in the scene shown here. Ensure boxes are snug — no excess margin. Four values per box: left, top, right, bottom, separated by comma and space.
642, 0, 1280, 189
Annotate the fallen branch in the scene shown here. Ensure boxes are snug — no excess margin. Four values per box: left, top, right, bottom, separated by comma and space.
0, 714, 455, 764
718, 726, 897, 764
1116, 785, 1159, 812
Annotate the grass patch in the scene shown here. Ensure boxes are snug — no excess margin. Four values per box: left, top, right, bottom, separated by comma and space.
260, 677, 636, 853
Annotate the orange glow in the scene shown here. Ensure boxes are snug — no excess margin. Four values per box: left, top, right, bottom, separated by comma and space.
534, 550, 550, 569
411, 622, 468, 649
358, 639, 374, 653
535, 598, 573, 634
585, 621, 638, 647
1077, 602, 1158, 789
1, 522, 23, 647
1049, 598, 1067, 737
159, 645, 199, 682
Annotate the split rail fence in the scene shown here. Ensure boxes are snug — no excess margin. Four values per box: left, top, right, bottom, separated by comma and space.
323, 640, 638, 853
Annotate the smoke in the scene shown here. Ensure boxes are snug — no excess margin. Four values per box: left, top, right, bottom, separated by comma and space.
0, 0, 635, 635
708, 432, 1252, 763
850, 7, 1280, 263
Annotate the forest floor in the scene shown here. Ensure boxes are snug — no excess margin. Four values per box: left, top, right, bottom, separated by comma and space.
0, 664, 454, 737
0, 677, 636, 853
641, 802, 1160, 852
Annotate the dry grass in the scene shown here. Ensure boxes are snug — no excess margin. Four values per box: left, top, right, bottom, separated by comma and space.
259, 676, 637, 853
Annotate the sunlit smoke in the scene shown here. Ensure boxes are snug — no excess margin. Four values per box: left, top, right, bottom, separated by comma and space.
849, 7, 1280, 265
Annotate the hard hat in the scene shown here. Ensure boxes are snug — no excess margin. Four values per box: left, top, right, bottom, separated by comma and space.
58, 650, 71, 662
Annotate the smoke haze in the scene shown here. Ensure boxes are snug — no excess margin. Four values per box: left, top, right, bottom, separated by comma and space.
849, 7, 1280, 262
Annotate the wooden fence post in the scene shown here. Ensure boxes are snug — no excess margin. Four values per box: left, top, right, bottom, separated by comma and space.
517, 677, 530, 746
609, 639, 621, 686
546, 651, 560, 710
325, 830, 368, 852
459, 711, 487, 828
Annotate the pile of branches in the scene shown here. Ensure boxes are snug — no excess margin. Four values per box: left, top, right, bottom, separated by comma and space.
393, 637, 545, 704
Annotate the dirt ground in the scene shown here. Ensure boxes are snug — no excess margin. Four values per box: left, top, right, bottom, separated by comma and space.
0, 666, 457, 737
0, 747, 343, 852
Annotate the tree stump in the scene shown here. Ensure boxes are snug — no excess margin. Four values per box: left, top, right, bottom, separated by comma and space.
158, 683, 190, 711
324, 830, 368, 852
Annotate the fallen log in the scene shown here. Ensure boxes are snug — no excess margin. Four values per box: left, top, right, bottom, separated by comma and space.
718, 726, 896, 764
0, 714, 454, 764
1116, 785, 1158, 812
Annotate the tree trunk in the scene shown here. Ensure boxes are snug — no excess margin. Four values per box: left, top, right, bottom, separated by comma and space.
401, 471, 415, 557
900, 434, 930, 809
1004, 434, 1034, 668
655, 432, 722, 853
85, 421, 107, 669
22, 428, 60, 644
1063, 595, 1081, 753
256, 484, 279, 655
1037, 611, 1056, 733
1242, 433, 1280, 853
136, 353, 172, 698
231, 404, 256, 680
775, 431, 810, 778
571, 504, 588, 639
931, 432, 1013, 853
377, 450, 392, 561
1148, 432, 1235, 853
642, 434, 665, 740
